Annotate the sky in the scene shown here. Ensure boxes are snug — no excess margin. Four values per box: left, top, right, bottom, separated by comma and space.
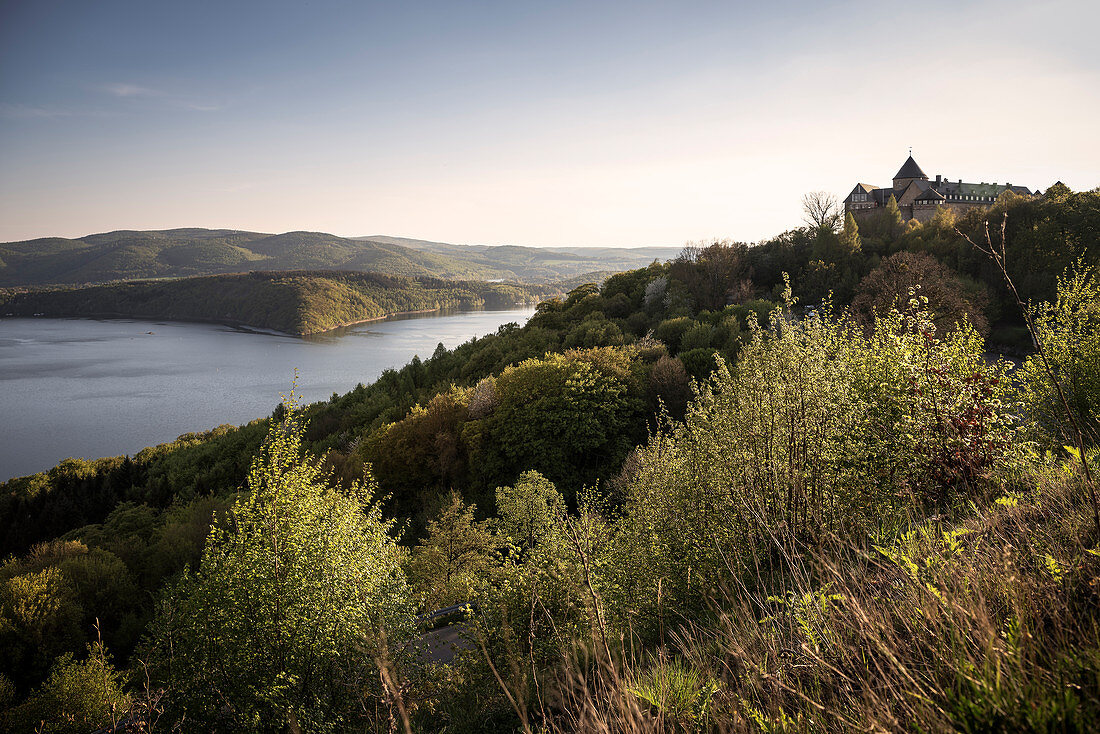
1, 0, 1097, 246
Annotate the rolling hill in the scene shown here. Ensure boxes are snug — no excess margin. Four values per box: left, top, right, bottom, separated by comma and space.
0, 228, 680, 287
0, 270, 557, 335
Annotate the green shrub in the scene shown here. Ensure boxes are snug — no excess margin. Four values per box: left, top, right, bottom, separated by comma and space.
2, 643, 130, 734
607, 289, 1021, 636
1019, 263, 1100, 447
144, 399, 414, 731
627, 657, 721, 730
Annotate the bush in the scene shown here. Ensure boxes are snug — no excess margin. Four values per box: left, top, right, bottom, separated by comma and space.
655, 317, 694, 352
607, 291, 1020, 636
1019, 264, 1100, 447
2, 643, 130, 734
144, 399, 414, 731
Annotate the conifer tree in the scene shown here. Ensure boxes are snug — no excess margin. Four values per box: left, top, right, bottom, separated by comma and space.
840, 211, 862, 255
885, 195, 903, 230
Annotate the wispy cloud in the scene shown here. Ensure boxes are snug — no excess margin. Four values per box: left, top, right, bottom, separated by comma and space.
0, 103, 114, 120
99, 82, 220, 112
102, 82, 160, 98
0, 103, 73, 119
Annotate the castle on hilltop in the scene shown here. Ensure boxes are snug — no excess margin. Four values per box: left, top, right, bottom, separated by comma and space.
843, 155, 1034, 223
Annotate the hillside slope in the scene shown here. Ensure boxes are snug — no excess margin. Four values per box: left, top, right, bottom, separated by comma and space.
0, 271, 556, 335
0, 228, 678, 286
360, 234, 680, 280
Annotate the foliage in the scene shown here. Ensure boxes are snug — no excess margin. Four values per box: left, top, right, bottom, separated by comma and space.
607, 290, 1020, 636
495, 470, 565, 551
143, 398, 413, 731
626, 657, 721, 730
2, 187, 1098, 728
0, 567, 84, 688
363, 386, 472, 520
477, 348, 644, 497
407, 492, 502, 610
1, 643, 130, 734
532, 464, 1100, 733
1019, 263, 1100, 446
2, 270, 554, 335
852, 250, 990, 335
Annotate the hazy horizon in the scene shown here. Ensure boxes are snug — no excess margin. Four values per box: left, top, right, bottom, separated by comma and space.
2, 0, 1098, 246
0, 226, 684, 250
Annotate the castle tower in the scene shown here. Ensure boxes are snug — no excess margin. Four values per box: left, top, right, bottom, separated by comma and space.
892, 154, 928, 193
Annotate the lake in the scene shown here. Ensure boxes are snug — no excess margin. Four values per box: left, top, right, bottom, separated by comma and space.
0, 307, 534, 481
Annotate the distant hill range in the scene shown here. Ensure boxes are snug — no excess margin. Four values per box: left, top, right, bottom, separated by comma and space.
0, 228, 680, 287
0, 271, 557, 336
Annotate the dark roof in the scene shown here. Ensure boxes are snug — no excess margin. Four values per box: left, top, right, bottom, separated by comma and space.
870, 188, 894, 205
843, 183, 880, 203
915, 188, 946, 202
935, 181, 1032, 199
893, 155, 928, 181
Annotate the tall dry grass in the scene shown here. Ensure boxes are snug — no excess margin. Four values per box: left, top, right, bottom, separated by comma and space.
500, 460, 1100, 733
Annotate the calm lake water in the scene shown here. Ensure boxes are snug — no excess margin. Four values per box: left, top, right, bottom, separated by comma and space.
0, 307, 534, 481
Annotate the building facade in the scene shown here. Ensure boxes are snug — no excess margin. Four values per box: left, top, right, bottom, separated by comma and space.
844, 155, 1034, 223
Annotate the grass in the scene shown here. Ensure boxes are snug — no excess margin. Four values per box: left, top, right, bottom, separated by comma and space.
485, 457, 1100, 733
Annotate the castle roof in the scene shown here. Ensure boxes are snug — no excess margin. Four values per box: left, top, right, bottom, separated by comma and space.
936, 181, 1032, 199
894, 155, 927, 181
915, 188, 946, 202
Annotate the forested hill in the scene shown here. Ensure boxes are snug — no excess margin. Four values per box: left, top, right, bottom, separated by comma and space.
0, 271, 556, 335
0, 227, 678, 287
1, 186, 1099, 731
359, 234, 680, 272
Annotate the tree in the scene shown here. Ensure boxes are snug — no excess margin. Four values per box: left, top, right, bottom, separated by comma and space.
2, 642, 130, 734
364, 386, 472, 517
851, 251, 990, 335
478, 348, 641, 497
1, 539, 140, 655
884, 195, 903, 230
495, 471, 565, 551
840, 211, 862, 255
801, 191, 842, 232
670, 240, 753, 311
1019, 264, 1100, 447
146, 397, 413, 732
407, 492, 501, 609
0, 567, 83, 687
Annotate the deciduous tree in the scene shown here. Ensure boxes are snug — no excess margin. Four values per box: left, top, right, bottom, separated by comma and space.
146, 398, 412, 731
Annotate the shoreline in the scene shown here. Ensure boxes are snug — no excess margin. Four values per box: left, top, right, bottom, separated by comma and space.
300, 307, 449, 335
0, 302, 541, 338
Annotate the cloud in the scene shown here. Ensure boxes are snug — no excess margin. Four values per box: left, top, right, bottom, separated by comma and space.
0, 103, 74, 119
101, 83, 160, 98
99, 83, 219, 112
0, 104, 115, 120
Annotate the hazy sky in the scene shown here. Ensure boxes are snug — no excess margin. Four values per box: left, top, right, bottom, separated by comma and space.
1, 0, 1097, 246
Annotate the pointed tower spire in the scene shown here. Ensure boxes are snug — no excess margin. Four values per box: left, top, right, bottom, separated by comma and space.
893, 154, 928, 191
